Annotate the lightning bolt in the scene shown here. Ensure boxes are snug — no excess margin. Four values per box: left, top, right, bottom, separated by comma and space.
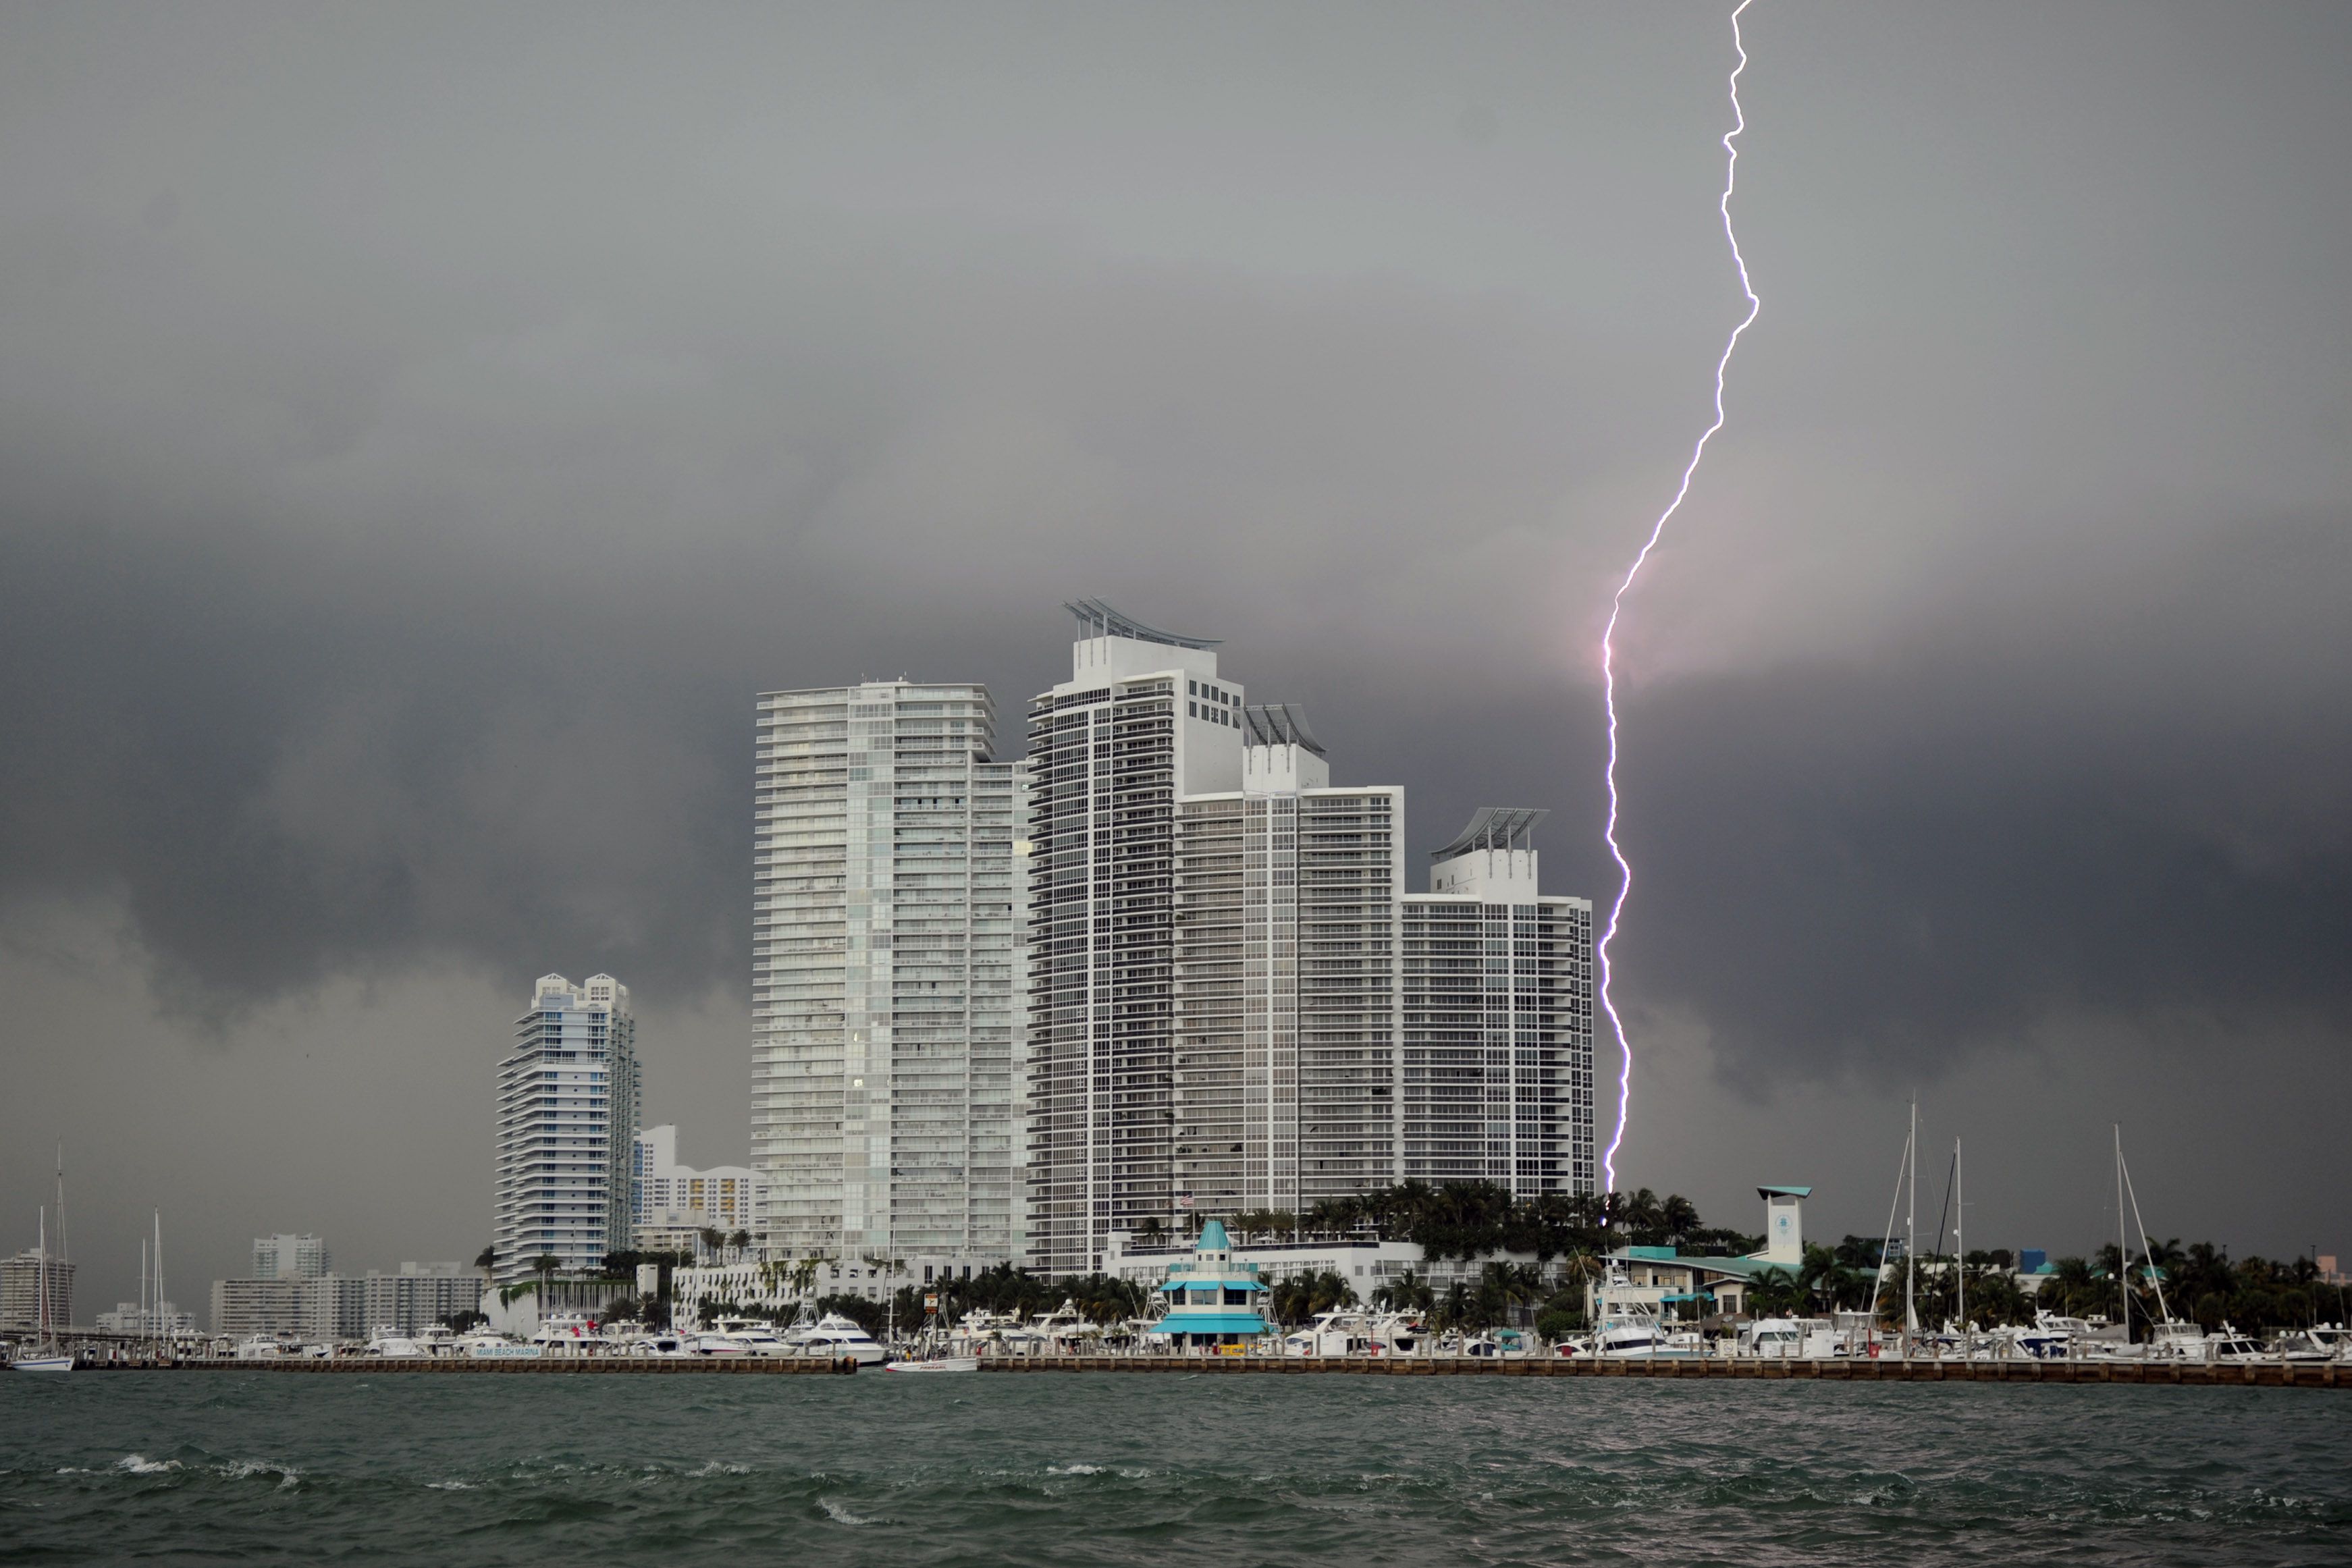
1599, 0, 1761, 1194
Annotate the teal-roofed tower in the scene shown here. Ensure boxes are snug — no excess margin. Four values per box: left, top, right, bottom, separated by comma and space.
1151, 1220, 1268, 1348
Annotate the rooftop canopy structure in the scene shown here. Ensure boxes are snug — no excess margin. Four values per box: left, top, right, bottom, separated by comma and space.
1431, 806, 1548, 862
1242, 703, 1326, 757
1063, 599, 1220, 651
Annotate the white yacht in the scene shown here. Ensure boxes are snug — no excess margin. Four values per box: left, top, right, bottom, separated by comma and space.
712, 1318, 792, 1357
1282, 1310, 1381, 1357
529, 1314, 608, 1353
1588, 1268, 1705, 1358
785, 1312, 886, 1366
2276, 1324, 2352, 1363
363, 1326, 431, 1358
2203, 1324, 2266, 1362
1739, 1316, 1852, 1359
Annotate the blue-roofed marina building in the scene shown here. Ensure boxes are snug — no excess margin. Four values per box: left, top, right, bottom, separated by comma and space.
1151, 1220, 1268, 1348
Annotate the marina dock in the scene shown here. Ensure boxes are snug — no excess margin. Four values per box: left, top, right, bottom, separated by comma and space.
82, 1355, 2351, 1386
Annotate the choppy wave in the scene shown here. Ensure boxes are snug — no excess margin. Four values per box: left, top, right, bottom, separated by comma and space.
3, 1376, 2347, 1565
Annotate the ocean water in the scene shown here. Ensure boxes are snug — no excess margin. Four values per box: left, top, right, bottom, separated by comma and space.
3, 1372, 2347, 1566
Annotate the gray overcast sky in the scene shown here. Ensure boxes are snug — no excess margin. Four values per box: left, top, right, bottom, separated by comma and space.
3, 3, 2348, 1312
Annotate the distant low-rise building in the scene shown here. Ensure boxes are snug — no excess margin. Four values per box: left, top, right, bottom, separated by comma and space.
213, 1264, 485, 1340
364, 1264, 482, 1333
211, 1277, 307, 1339
95, 1301, 194, 1336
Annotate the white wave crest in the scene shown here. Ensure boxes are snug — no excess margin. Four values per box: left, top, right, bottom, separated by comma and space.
1047, 1463, 1105, 1476
115, 1455, 182, 1474
818, 1496, 875, 1525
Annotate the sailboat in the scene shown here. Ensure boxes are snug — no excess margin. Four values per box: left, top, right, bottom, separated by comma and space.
13, 1200, 73, 1373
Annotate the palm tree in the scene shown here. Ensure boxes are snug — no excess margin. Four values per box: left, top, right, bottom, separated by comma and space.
1746, 1267, 1805, 1318
728, 1228, 751, 1259
1372, 1270, 1434, 1314
1480, 1262, 1544, 1328
2047, 1256, 2101, 1318
531, 1252, 561, 1305
699, 1227, 725, 1263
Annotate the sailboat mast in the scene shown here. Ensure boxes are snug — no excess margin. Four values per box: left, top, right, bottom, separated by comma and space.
37, 1206, 47, 1345
1954, 1137, 1965, 1355
1904, 1099, 1917, 1350
2115, 1123, 2129, 1342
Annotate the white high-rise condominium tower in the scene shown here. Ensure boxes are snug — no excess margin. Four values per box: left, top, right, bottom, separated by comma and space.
1173, 707, 1405, 1217
1026, 603, 1246, 1275
1029, 604, 1596, 1272
492, 973, 641, 1285
751, 681, 1026, 1272
1402, 811, 1595, 1194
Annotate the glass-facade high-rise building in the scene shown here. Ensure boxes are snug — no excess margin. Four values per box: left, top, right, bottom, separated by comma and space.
491, 973, 641, 1285
751, 681, 1025, 1272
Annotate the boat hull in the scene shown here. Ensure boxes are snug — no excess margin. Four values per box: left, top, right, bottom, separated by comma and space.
10, 1356, 73, 1373
884, 1356, 980, 1373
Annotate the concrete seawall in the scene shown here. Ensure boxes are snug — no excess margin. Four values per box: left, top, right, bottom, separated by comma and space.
123, 1355, 2350, 1387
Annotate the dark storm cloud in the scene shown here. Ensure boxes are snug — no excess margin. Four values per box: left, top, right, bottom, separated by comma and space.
1615, 514, 2352, 1087
3, 0, 2350, 1287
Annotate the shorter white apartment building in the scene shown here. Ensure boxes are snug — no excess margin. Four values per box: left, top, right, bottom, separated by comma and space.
96, 1301, 195, 1336
1102, 1230, 1546, 1299
632, 1125, 760, 1254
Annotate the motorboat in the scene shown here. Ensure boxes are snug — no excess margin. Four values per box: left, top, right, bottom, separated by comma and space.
1588, 1268, 1705, 1358
364, 1326, 430, 1358
529, 1314, 609, 1354
2276, 1324, 2352, 1363
686, 1333, 749, 1356
234, 1333, 301, 1361
1281, 1310, 1383, 1357
712, 1318, 792, 1357
783, 1312, 886, 1366
1738, 1316, 1852, 1360
2203, 1323, 2266, 1363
